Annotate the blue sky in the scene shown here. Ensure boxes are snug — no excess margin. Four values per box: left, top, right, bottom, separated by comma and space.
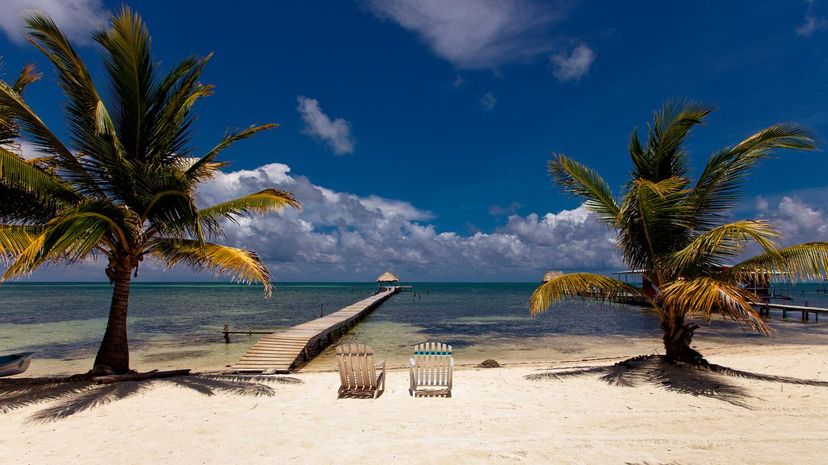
1, 0, 827, 281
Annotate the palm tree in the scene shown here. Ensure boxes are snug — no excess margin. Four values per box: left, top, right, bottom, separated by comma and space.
0, 8, 298, 374
530, 101, 827, 364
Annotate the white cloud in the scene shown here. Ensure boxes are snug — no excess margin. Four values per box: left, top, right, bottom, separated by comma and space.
550, 43, 595, 82
190, 162, 621, 281
797, 0, 826, 36
296, 96, 355, 155
362, 0, 567, 69
360, 195, 435, 221
1, 140, 43, 160
0, 0, 107, 44
755, 195, 828, 247
22, 181, 828, 282
480, 92, 497, 111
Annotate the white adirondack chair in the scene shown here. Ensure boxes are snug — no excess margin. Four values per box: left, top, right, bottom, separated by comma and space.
409, 342, 454, 397
335, 343, 386, 399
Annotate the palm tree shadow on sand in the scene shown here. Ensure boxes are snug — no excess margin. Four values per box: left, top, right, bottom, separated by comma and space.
0, 374, 300, 422
527, 355, 828, 408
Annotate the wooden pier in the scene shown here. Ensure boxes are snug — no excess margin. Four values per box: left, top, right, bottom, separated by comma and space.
232, 288, 398, 373
753, 302, 828, 321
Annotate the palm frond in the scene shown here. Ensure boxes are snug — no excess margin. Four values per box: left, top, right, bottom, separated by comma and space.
186, 124, 277, 181
149, 239, 272, 297
617, 176, 691, 275
529, 272, 646, 316
2, 204, 131, 279
0, 225, 40, 262
548, 153, 619, 224
669, 220, 780, 275
689, 125, 815, 229
198, 188, 298, 237
13, 64, 42, 93
140, 188, 200, 239
659, 277, 768, 333
0, 80, 97, 193
95, 6, 155, 163
0, 183, 58, 224
0, 65, 42, 145
0, 145, 79, 204
25, 11, 124, 189
632, 100, 712, 182
146, 53, 214, 163
726, 242, 828, 283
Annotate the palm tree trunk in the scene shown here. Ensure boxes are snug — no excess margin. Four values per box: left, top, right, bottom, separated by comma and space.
93, 259, 132, 374
661, 314, 707, 365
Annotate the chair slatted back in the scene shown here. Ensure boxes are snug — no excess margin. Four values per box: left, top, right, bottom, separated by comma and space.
336, 343, 377, 390
413, 342, 453, 387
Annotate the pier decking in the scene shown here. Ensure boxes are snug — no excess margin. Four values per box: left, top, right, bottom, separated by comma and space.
753, 301, 828, 321
232, 288, 397, 373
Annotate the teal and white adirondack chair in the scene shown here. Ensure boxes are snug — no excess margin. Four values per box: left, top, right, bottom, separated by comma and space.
409, 342, 453, 397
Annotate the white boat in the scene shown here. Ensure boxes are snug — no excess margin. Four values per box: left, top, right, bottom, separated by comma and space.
0, 352, 33, 377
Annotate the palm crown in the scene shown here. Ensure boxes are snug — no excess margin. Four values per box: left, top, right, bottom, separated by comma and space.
0, 8, 298, 374
530, 101, 827, 363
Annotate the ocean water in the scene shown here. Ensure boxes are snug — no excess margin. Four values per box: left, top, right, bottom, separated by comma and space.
2, 282, 828, 374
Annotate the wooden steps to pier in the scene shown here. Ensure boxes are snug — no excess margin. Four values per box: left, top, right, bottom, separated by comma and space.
232, 289, 397, 373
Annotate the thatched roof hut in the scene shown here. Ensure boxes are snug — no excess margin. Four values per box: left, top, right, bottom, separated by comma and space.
376, 271, 399, 283
542, 271, 563, 283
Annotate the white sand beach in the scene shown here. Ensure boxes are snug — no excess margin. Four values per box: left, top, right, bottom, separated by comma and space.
3, 3, 828, 465
3, 342, 828, 465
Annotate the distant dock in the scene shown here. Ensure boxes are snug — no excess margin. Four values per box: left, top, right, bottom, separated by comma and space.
232, 287, 399, 373
753, 301, 828, 321
605, 291, 828, 322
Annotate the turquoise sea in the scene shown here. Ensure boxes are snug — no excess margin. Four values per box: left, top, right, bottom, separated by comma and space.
2, 282, 828, 374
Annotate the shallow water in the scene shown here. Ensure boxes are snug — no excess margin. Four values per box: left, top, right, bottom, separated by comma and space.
1, 282, 827, 375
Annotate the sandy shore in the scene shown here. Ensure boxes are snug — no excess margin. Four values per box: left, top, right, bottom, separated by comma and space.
3, 342, 828, 465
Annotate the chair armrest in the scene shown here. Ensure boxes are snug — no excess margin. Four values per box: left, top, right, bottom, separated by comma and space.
376, 360, 386, 392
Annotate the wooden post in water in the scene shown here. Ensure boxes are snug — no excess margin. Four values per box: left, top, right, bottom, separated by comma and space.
223, 323, 230, 343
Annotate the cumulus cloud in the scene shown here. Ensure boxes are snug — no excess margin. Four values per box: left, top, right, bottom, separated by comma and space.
0, 0, 107, 44
480, 92, 497, 111
550, 43, 595, 82
796, 0, 826, 36
296, 96, 355, 155
362, 0, 567, 69
754, 195, 828, 247
193, 162, 621, 281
